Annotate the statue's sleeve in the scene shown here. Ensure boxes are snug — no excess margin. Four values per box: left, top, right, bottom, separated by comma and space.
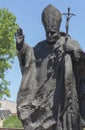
16, 31, 37, 127
70, 39, 82, 61
69, 38, 85, 126
16, 35, 31, 75
17, 47, 37, 125
78, 56, 85, 126
73, 40, 85, 124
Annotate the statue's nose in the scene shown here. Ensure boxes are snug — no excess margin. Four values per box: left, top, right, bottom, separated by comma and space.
48, 32, 51, 37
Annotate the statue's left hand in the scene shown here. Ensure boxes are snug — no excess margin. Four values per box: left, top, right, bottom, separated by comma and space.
63, 44, 84, 60
63, 44, 74, 53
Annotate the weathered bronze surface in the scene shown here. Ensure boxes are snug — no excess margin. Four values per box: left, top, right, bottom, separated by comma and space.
16, 4, 85, 130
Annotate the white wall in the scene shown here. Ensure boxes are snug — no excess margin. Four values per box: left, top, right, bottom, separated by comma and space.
0, 100, 16, 114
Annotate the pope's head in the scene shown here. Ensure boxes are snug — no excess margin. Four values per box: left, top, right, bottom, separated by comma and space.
42, 4, 62, 44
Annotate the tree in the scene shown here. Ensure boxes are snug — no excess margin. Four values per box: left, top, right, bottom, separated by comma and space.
0, 8, 18, 99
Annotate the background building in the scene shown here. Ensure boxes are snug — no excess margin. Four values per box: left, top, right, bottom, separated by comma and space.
0, 100, 16, 114
0, 100, 17, 127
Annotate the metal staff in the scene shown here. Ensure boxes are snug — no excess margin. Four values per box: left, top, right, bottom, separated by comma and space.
58, 7, 76, 121
62, 7, 76, 41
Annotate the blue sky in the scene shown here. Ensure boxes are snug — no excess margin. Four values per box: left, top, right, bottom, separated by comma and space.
0, 0, 85, 102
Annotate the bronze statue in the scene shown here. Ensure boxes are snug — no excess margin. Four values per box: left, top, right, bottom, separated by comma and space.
16, 4, 85, 130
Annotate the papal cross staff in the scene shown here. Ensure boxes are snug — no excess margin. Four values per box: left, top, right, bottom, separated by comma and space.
62, 7, 76, 41
57, 8, 76, 121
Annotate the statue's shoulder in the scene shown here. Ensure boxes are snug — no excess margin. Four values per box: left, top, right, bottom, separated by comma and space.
59, 32, 81, 49
34, 40, 47, 49
58, 32, 78, 43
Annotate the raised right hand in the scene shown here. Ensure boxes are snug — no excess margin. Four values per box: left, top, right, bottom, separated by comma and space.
15, 28, 24, 51
15, 28, 23, 37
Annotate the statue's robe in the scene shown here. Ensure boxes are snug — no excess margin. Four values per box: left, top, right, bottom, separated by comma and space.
17, 34, 85, 130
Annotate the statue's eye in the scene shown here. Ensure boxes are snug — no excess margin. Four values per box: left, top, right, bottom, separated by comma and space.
46, 31, 55, 35
50, 31, 55, 35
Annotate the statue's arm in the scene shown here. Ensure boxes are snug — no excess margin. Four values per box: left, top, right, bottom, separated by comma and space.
64, 37, 85, 127
63, 38, 84, 62
74, 48, 85, 127
72, 42, 85, 127
73, 45, 85, 62
15, 28, 31, 74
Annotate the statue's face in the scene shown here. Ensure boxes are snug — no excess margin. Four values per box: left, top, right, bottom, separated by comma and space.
46, 29, 58, 44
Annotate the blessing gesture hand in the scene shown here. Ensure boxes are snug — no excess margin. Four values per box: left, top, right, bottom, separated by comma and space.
15, 28, 23, 37
15, 28, 24, 51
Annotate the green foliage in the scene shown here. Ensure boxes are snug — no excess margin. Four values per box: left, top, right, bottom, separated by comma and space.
3, 115, 23, 128
0, 102, 1, 107
0, 8, 18, 98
